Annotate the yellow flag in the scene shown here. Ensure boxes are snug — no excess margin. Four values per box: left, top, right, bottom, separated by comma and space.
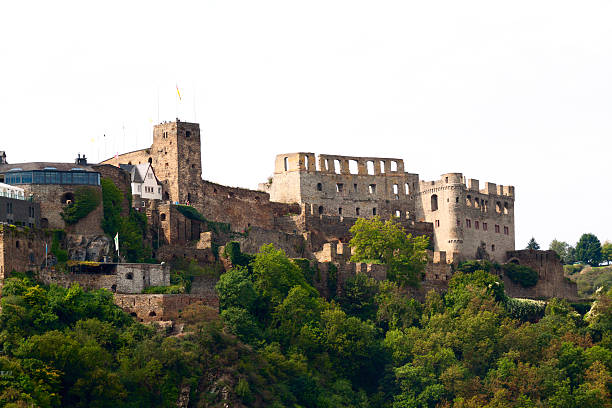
176, 85, 182, 101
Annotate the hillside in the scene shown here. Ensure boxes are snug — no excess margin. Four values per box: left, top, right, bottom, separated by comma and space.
1, 248, 611, 407
565, 265, 612, 298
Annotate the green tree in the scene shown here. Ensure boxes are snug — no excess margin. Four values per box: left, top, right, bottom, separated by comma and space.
337, 273, 379, 321
549, 239, 572, 264
526, 237, 540, 250
349, 216, 429, 287
601, 241, 612, 265
575, 233, 603, 266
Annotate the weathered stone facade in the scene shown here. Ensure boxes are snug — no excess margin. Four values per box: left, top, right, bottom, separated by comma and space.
113, 294, 217, 322
0, 226, 45, 284
36, 263, 170, 294
266, 153, 515, 262
0, 196, 39, 228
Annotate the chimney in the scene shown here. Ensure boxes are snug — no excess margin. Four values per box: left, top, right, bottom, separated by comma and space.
75, 153, 88, 165
0, 151, 6, 164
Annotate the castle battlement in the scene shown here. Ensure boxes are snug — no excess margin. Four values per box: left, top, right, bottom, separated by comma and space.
419, 174, 514, 199
274, 152, 410, 176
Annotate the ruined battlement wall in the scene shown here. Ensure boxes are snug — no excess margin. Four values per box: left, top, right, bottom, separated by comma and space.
268, 153, 420, 220
199, 181, 300, 232
420, 173, 514, 199
503, 250, 579, 301
113, 294, 218, 322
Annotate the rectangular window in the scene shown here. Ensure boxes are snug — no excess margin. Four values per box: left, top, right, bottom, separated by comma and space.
353, 183, 358, 192
356, 207, 360, 216
466, 219, 471, 228
369, 184, 376, 194
338, 207, 342, 215
483, 222, 488, 231
495, 225, 500, 233
475, 221, 479, 230
336, 183, 344, 193
435, 220, 440, 227
504, 226, 509, 235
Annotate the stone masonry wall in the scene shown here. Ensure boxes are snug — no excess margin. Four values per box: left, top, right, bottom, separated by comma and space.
113, 294, 218, 322
0, 227, 45, 283
503, 250, 579, 301
417, 173, 515, 263
92, 164, 132, 217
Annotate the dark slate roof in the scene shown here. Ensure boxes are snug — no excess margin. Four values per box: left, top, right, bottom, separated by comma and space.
0, 162, 96, 172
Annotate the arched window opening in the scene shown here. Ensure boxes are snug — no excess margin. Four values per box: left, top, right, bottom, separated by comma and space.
496, 201, 502, 213
405, 183, 410, 195
304, 155, 309, 170
504, 202, 509, 214
431, 194, 438, 211
390, 161, 398, 172
395, 210, 401, 217
356, 207, 360, 216
126, 273, 133, 280
318, 206, 324, 215
338, 207, 342, 215
61, 192, 75, 205
380, 161, 386, 173
316, 183, 322, 191
149, 311, 157, 317
466, 195, 472, 206
333, 159, 341, 174
474, 199, 480, 208
160, 213, 166, 221
111, 284, 117, 293
372, 208, 377, 216
393, 184, 399, 195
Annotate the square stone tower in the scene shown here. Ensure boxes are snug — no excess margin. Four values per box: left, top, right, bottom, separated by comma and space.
150, 120, 202, 204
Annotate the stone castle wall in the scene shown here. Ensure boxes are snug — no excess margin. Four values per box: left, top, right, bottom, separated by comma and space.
21, 183, 104, 233
36, 263, 170, 294
0, 227, 45, 283
503, 250, 579, 301
113, 293, 218, 322
0, 197, 39, 228
92, 164, 132, 217
268, 152, 420, 220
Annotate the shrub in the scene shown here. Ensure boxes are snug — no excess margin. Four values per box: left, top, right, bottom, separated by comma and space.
502, 263, 539, 287
60, 187, 101, 225
174, 204, 230, 234
506, 298, 546, 321
456, 260, 494, 273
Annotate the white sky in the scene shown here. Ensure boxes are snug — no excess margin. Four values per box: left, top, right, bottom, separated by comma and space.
1, 1, 611, 249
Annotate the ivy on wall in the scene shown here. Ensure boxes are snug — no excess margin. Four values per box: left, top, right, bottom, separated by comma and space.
60, 187, 101, 225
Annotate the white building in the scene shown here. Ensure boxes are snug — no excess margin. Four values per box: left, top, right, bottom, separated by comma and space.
0, 182, 25, 200
120, 163, 162, 206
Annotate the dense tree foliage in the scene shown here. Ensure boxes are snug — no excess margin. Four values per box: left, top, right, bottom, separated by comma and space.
549, 239, 576, 264
2, 242, 612, 407
575, 233, 603, 266
602, 242, 612, 266
349, 217, 429, 287
60, 187, 101, 225
100, 178, 151, 263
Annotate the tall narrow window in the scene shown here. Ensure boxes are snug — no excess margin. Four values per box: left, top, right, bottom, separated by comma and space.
317, 183, 322, 191
356, 207, 360, 216
431, 194, 438, 211
284, 157, 289, 171
372, 208, 377, 216
369, 184, 376, 194
336, 183, 344, 193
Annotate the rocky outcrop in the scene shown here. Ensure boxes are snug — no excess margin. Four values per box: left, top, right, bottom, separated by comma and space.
66, 234, 112, 261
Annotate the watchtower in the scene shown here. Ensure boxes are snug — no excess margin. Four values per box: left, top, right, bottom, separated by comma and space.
150, 120, 202, 204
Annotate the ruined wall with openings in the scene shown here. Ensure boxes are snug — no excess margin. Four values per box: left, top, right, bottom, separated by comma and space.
417, 173, 515, 263
268, 153, 420, 220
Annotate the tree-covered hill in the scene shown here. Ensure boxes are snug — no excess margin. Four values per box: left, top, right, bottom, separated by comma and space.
1, 243, 611, 407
